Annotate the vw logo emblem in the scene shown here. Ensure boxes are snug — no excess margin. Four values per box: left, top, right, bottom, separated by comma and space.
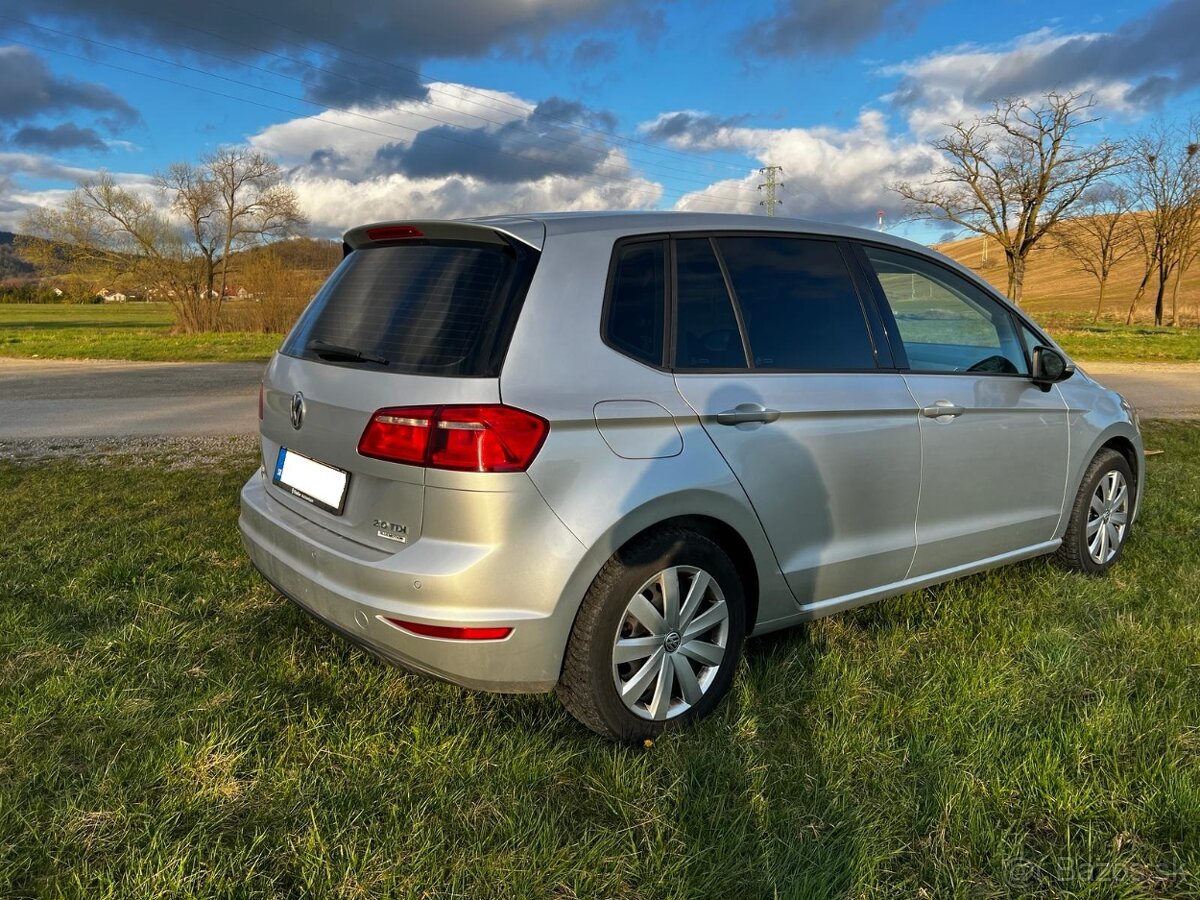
290, 392, 306, 430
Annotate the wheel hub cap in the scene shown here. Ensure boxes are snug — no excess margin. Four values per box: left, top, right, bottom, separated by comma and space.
611, 565, 730, 722
1086, 469, 1129, 565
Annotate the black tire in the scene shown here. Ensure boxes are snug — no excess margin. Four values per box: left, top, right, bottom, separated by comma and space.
1053, 448, 1135, 574
556, 527, 746, 742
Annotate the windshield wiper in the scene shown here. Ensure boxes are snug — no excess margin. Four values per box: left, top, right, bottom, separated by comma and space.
305, 339, 389, 365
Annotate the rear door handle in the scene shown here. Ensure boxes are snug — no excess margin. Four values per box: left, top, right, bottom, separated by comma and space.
920, 400, 965, 419
716, 403, 781, 425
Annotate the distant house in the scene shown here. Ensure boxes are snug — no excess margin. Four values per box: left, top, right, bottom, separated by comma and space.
99, 289, 128, 303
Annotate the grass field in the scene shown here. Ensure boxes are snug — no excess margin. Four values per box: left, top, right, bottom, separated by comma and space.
2, 423, 1198, 897
0, 303, 279, 362
2, 295, 1199, 365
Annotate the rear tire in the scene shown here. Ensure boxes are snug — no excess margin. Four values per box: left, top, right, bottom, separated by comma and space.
1054, 448, 1134, 574
557, 527, 746, 742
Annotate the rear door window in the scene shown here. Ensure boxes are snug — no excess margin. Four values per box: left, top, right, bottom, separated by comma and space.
715, 236, 877, 370
604, 240, 666, 366
282, 240, 535, 377
674, 238, 747, 369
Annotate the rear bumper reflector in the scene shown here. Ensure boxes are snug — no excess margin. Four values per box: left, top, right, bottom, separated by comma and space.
382, 618, 513, 641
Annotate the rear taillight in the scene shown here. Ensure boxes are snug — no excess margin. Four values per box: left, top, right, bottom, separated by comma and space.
383, 618, 512, 641
258, 383, 264, 420
358, 404, 548, 472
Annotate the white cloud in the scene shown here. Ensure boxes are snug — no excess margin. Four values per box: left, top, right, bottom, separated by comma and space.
661, 111, 941, 226
248, 82, 662, 234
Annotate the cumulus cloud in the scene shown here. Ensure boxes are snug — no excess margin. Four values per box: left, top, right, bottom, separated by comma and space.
739, 0, 938, 57
0, 46, 138, 126
0, 152, 155, 230
250, 83, 660, 235
654, 110, 941, 226
17, 0, 670, 106
639, 111, 751, 145
885, 0, 1200, 132
10, 123, 108, 152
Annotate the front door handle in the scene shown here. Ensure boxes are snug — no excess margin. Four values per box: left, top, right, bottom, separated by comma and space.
716, 403, 781, 426
920, 400, 965, 419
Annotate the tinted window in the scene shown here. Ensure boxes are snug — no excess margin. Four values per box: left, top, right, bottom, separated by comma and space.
716, 237, 876, 370
282, 241, 534, 377
606, 241, 666, 366
864, 246, 1028, 375
675, 238, 747, 369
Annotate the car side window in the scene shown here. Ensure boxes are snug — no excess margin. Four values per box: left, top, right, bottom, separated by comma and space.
605, 240, 666, 366
715, 236, 877, 370
675, 238, 748, 369
863, 246, 1029, 375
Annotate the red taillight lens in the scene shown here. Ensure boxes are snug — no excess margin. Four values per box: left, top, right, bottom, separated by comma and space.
357, 405, 548, 472
258, 383, 264, 420
357, 406, 435, 466
383, 618, 513, 641
366, 225, 424, 241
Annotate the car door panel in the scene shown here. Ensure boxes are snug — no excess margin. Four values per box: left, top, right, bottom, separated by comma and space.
902, 374, 1069, 574
676, 373, 921, 605
858, 244, 1071, 577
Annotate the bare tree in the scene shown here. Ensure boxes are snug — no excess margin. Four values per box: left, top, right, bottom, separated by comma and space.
205, 147, 306, 306
19, 147, 306, 332
1126, 121, 1200, 326
1051, 184, 1139, 321
894, 91, 1123, 306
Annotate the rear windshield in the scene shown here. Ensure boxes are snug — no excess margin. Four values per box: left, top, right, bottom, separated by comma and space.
281, 239, 537, 377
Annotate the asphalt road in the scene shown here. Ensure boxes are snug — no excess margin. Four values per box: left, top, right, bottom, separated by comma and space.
0, 357, 1195, 440
0, 358, 263, 439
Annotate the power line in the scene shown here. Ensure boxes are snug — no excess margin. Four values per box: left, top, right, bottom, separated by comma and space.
3, 13, 761, 198
0, 34, 720, 211
198, 0, 756, 178
0, 26, 754, 210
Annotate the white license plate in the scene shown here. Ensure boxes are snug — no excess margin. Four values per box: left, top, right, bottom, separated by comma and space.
273, 447, 349, 515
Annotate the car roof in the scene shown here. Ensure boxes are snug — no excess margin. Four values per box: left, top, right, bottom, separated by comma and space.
460, 210, 931, 253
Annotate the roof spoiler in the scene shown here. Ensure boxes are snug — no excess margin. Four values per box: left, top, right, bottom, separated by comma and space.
342, 220, 544, 255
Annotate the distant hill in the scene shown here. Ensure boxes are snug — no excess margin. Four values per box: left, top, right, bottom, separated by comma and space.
933, 223, 1198, 323
234, 237, 340, 273
0, 232, 34, 279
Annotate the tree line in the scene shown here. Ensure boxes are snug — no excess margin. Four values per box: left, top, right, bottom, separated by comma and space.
895, 92, 1199, 326
13, 99, 1200, 333
18, 147, 309, 332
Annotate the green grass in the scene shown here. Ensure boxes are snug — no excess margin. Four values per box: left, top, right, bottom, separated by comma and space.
0, 303, 279, 362
2, 424, 1199, 897
1042, 319, 1200, 363
2, 303, 1199, 366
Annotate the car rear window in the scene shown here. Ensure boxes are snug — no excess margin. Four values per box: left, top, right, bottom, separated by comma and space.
282, 240, 536, 377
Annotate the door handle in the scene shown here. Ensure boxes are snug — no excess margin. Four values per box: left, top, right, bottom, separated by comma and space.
920, 400, 965, 419
716, 403, 781, 425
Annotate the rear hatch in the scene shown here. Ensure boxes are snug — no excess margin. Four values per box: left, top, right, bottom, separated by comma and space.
260, 221, 541, 553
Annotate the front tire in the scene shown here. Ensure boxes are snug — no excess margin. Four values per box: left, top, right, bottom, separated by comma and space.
1054, 448, 1134, 574
557, 528, 746, 742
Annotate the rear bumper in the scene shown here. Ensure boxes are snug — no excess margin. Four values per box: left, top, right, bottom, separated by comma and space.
238, 470, 586, 693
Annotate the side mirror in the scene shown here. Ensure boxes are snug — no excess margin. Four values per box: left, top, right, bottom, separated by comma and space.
1031, 346, 1073, 390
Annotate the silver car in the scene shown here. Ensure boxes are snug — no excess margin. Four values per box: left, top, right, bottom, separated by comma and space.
239, 212, 1143, 741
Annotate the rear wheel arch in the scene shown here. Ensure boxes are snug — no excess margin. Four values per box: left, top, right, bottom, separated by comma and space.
649, 515, 760, 634
557, 511, 765, 678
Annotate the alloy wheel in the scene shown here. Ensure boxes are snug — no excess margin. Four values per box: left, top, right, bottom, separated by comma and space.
1087, 469, 1129, 565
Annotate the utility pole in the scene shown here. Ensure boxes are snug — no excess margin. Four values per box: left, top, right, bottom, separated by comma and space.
758, 165, 783, 216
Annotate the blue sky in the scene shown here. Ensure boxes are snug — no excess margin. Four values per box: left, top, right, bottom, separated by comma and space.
0, 0, 1195, 240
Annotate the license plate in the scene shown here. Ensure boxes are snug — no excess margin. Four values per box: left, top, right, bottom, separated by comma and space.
273, 447, 349, 515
